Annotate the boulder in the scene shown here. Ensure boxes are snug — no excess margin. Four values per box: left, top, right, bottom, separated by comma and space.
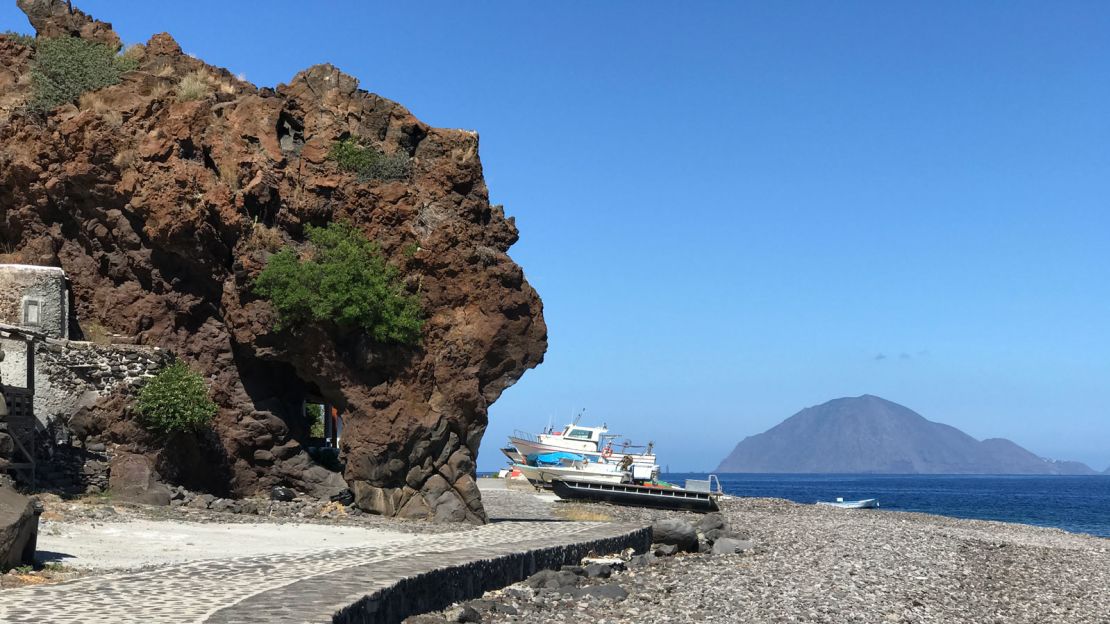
0, 485, 38, 570
696, 512, 727, 534
651, 518, 699, 552
711, 537, 757, 555
653, 543, 678, 557
583, 562, 613, 579
525, 569, 580, 590
445, 605, 481, 623
108, 453, 172, 506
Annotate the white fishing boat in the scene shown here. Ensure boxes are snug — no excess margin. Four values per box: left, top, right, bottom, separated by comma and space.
508, 422, 657, 469
817, 497, 879, 509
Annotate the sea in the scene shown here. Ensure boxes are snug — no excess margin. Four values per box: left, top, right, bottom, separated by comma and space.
662, 473, 1110, 539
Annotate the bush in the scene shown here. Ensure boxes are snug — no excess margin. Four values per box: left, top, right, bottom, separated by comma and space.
175, 70, 210, 102
30, 36, 138, 112
306, 403, 325, 438
136, 362, 218, 434
329, 138, 410, 181
253, 222, 423, 345
2, 30, 35, 49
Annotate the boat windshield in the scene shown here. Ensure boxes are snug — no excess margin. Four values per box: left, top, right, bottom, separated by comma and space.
565, 428, 594, 439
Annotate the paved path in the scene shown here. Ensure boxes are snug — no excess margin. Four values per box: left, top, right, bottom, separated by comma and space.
0, 520, 642, 624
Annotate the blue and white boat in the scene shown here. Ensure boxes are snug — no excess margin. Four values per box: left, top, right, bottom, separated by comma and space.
817, 497, 879, 509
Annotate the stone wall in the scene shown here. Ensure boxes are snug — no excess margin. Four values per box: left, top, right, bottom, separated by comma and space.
34, 340, 171, 430
0, 337, 170, 430
0, 264, 68, 339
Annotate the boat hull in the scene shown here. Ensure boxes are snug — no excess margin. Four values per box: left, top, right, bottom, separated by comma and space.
817, 499, 879, 509
514, 464, 627, 486
550, 478, 719, 512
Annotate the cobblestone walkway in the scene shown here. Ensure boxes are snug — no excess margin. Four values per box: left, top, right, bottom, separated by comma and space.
0, 520, 640, 623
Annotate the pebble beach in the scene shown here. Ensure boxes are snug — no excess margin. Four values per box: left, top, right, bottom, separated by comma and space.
422, 484, 1110, 624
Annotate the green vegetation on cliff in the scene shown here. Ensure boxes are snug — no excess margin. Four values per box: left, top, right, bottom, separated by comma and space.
328, 138, 410, 181
29, 36, 137, 112
254, 222, 423, 345
137, 362, 218, 434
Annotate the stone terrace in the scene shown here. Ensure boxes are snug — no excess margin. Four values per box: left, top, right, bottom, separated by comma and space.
0, 517, 647, 623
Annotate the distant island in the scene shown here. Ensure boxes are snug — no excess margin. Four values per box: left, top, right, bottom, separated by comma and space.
716, 395, 1099, 475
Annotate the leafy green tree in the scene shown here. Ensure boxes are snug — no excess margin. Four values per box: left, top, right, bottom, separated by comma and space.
29, 36, 138, 112
253, 222, 423, 345
136, 362, 218, 434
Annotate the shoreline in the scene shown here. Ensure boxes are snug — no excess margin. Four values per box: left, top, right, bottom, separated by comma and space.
420, 482, 1110, 623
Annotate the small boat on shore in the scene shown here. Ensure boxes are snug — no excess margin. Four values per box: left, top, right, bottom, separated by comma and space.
550, 475, 722, 512
817, 497, 879, 509
512, 451, 629, 485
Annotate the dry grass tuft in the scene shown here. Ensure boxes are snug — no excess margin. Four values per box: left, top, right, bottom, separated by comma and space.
248, 222, 285, 253
155, 63, 175, 78
148, 82, 172, 100
121, 44, 145, 64
111, 148, 138, 170
176, 70, 210, 102
554, 505, 614, 522
79, 322, 115, 345
220, 163, 241, 191
78, 92, 123, 127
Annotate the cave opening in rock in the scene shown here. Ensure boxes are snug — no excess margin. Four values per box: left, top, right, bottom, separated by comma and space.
232, 345, 350, 495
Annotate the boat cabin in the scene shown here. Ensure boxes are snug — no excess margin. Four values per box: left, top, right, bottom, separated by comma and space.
538, 424, 608, 452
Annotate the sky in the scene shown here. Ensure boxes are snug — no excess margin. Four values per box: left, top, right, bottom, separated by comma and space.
4, 1, 1108, 472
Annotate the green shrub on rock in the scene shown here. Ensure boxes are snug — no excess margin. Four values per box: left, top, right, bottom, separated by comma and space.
2, 30, 36, 49
136, 362, 218, 434
30, 36, 138, 112
253, 222, 423, 345
328, 138, 410, 182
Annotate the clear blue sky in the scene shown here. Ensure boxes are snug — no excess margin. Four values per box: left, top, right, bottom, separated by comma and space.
5, 1, 1108, 472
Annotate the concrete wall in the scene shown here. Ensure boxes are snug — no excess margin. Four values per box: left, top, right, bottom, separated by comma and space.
0, 264, 68, 339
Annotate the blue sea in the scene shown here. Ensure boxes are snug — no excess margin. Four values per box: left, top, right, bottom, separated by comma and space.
663, 473, 1110, 539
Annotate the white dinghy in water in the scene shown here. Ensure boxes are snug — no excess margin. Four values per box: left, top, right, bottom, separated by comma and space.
817, 497, 879, 509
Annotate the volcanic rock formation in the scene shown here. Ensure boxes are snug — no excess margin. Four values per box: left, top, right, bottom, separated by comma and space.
0, 2, 546, 522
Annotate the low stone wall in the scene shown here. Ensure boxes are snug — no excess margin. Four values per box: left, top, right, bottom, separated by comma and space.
34, 340, 171, 428
333, 525, 652, 624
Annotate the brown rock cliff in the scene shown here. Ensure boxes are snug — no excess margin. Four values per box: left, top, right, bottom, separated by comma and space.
0, 1, 546, 522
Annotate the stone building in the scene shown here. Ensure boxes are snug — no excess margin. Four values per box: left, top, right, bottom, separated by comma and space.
0, 264, 69, 340
1, 264, 169, 488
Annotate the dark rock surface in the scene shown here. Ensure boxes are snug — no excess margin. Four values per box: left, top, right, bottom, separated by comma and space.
0, 485, 38, 570
0, 1, 546, 522
650, 518, 698, 553
107, 452, 171, 506
717, 395, 1098, 474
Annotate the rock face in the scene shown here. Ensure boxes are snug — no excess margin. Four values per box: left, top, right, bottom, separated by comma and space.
716, 395, 1097, 475
108, 452, 172, 506
0, 2, 546, 522
0, 485, 38, 569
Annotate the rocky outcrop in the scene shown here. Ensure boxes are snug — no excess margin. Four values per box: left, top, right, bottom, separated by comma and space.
0, 2, 546, 521
0, 485, 39, 570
